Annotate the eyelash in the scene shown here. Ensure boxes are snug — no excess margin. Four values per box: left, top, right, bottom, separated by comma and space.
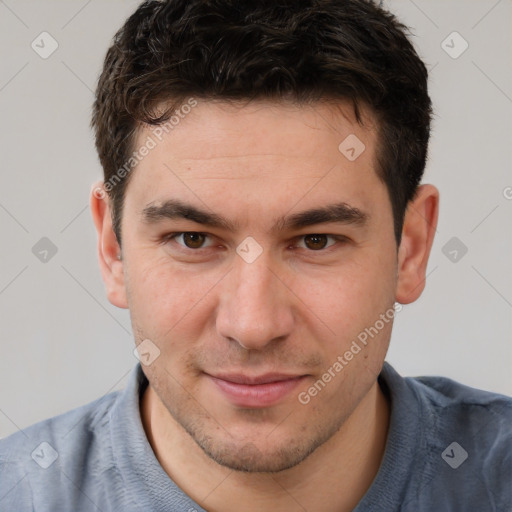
161, 232, 348, 254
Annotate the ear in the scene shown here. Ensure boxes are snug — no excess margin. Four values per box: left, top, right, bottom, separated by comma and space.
396, 184, 439, 304
90, 182, 128, 309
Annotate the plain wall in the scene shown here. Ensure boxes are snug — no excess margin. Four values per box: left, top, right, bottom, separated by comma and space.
0, 0, 511, 438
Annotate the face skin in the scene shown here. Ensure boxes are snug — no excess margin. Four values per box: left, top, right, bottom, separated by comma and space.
91, 99, 438, 511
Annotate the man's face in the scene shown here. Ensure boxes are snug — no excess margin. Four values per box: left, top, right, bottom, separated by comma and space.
119, 100, 398, 472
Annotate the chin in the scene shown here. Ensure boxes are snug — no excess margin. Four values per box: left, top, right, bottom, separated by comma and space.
183, 420, 338, 474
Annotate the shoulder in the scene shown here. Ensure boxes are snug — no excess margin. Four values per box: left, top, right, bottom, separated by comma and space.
0, 389, 122, 510
406, 371, 512, 433
390, 367, 512, 509
0, 388, 121, 458
382, 362, 512, 425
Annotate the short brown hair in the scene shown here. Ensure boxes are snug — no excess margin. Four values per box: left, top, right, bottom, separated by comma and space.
91, 0, 432, 245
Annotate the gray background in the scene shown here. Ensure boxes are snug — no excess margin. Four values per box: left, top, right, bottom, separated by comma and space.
0, 0, 511, 439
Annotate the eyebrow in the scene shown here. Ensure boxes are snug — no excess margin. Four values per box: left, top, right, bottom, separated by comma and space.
141, 199, 368, 233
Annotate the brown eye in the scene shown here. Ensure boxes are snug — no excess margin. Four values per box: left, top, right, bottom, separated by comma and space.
181, 232, 207, 249
303, 234, 329, 250
163, 232, 217, 254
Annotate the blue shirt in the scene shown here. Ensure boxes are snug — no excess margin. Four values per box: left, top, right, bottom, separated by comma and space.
1, 362, 511, 511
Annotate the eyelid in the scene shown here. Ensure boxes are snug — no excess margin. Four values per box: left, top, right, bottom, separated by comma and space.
293, 234, 339, 251
162, 231, 349, 253
163, 232, 216, 250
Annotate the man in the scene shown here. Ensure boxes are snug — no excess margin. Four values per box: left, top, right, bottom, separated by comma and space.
1, 0, 510, 510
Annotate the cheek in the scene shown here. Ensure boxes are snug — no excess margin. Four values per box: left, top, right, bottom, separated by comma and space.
292, 254, 396, 341
124, 253, 218, 341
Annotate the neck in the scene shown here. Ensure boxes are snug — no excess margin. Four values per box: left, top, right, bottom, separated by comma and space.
141, 379, 389, 512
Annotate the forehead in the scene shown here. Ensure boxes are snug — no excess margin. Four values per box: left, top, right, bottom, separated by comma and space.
124, 99, 388, 223
138, 99, 376, 163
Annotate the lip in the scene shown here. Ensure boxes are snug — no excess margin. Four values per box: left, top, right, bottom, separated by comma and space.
206, 372, 307, 408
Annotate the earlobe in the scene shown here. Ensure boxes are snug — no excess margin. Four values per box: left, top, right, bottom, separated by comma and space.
90, 182, 128, 309
395, 184, 439, 304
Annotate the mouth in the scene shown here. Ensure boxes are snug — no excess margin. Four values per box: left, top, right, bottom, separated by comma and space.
205, 372, 308, 408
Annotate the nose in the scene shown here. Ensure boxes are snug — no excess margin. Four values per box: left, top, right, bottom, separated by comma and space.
216, 249, 295, 351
